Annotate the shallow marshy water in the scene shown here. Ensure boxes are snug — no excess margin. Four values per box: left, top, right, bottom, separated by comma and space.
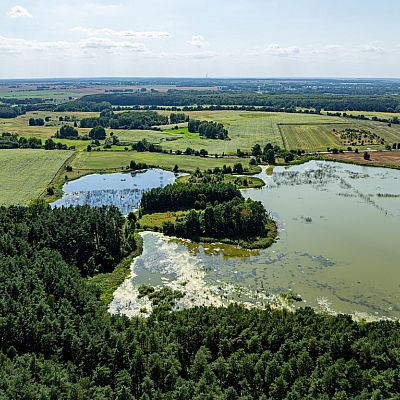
110, 161, 400, 320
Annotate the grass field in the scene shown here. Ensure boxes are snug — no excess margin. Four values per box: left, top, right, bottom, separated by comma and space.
0, 149, 72, 205
3, 111, 400, 156
0, 90, 82, 99
154, 110, 345, 154
72, 151, 257, 173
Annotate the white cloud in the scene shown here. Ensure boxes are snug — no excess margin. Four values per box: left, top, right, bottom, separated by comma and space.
311, 44, 344, 55
79, 37, 147, 52
265, 43, 300, 56
186, 35, 209, 49
71, 26, 171, 39
360, 44, 385, 54
0, 35, 147, 55
159, 50, 216, 60
7, 5, 32, 18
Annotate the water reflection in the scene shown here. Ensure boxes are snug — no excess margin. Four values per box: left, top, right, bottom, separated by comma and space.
111, 161, 400, 320
52, 169, 180, 215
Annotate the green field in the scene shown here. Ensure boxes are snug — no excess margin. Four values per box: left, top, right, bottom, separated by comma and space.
280, 121, 400, 151
155, 110, 345, 154
0, 90, 82, 99
0, 149, 72, 205
3, 110, 400, 162
72, 151, 256, 173
279, 124, 343, 151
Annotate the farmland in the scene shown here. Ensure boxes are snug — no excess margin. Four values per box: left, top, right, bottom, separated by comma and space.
279, 120, 400, 151
324, 150, 400, 168
279, 124, 343, 151
71, 150, 258, 173
0, 149, 72, 205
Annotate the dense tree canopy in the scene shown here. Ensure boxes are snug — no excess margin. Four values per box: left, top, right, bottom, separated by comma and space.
55, 124, 79, 139
0, 105, 18, 118
75, 91, 400, 112
140, 183, 241, 214
188, 120, 229, 140
0, 203, 399, 398
163, 197, 268, 240
80, 111, 168, 130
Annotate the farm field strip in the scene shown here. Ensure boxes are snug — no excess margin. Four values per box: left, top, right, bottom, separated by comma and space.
72, 151, 250, 173
279, 124, 343, 151
0, 149, 72, 205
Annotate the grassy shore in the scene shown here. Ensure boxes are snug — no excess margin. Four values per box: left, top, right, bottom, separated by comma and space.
138, 211, 278, 250
88, 231, 144, 305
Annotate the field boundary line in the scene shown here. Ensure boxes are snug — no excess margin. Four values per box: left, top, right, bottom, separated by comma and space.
40, 151, 77, 198
277, 124, 289, 150
277, 122, 350, 127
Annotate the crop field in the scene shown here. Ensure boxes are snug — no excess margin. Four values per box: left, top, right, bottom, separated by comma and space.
279, 120, 400, 151
279, 124, 344, 151
72, 151, 256, 173
3, 110, 400, 155
156, 110, 345, 154
354, 120, 400, 144
0, 149, 72, 205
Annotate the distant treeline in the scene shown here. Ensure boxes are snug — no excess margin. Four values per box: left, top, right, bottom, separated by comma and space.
188, 120, 229, 140
55, 100, 113, 112
74, 91, 400, 112
0, 105, 18, 118
140, 183, 241, 214
80, 110, 169, 130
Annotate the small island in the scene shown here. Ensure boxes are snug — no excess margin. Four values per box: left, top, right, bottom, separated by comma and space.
137, 178, 277, 249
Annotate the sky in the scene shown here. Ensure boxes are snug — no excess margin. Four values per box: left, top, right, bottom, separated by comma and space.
0, 0, 399, 79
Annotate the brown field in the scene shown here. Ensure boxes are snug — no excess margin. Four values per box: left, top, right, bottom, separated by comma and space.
324, 150, 400, 167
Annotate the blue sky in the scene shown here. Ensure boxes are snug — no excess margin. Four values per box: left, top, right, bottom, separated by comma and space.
0, 0, 399, 78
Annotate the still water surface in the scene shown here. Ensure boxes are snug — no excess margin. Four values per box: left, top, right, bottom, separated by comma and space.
52, 162, 400, 319
52, 168, 178, 215
110, 161, 400, 319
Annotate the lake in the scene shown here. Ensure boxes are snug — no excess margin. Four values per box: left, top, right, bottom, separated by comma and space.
109, 161, 400, 320
52, 168, 179, 215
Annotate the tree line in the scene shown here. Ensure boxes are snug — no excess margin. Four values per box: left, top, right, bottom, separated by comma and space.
80, 110, 169, 130
75, 91, 400, 112
0, 132, 42, 149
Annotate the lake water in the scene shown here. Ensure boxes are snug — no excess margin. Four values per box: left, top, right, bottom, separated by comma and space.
109, 161, 400, 320
52, 169, 179, 215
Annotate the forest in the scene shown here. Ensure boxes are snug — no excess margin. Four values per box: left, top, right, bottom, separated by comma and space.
80, 111, 169, 130
163, 197, 268, 241
77, 91, 400, 112
140, 183, 241, 214
0, 105, 18, 118
0, 203, 399, 399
